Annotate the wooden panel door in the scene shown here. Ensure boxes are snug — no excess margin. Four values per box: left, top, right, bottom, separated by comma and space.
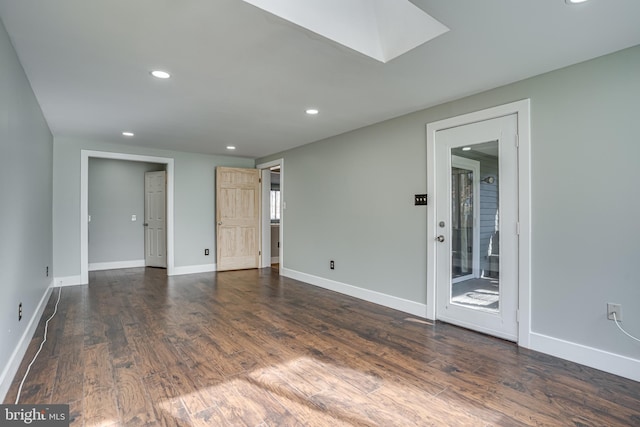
144, 170, 167, 268
216, 167, 260, 271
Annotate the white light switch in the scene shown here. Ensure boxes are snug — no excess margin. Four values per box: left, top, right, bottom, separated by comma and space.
88, 215, 91, 222
131, 215, 137, 221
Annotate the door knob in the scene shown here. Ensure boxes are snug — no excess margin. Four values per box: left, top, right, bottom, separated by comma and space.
436, 235, 445, 242
217, 221, 222, 225
143, 223, 149, 227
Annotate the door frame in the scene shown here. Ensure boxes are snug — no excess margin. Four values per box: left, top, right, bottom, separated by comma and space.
426, 99, 531, 348
256, 158, 284, 272
81, 150, 175, 284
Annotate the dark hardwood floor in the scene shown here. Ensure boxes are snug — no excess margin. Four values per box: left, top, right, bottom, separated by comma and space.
5, 267, 640, 426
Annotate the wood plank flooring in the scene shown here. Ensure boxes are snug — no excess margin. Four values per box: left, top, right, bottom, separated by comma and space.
5, 267, 640, 426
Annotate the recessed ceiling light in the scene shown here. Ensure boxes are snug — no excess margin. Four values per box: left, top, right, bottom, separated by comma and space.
565, 0, 589, 4
305, 109, 319, 115
150, 70, 171, 79
226, 146, 236, 150
462, 147, 471, 151
122, 131, 135, 137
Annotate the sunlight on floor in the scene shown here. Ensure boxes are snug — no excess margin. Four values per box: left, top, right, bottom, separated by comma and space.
86, 420, 119, 427
158, 356, 504, 425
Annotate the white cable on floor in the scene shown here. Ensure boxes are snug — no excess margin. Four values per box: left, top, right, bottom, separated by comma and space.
14, 286, 62, 405
612, 312, 640, 343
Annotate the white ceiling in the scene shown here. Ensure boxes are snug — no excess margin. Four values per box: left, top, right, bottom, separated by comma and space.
1, 0, 639, 159
241, 0, 450, 63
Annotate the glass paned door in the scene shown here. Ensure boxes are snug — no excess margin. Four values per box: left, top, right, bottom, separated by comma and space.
434, 114, 519, 341
451, 167, 473, 279
451, 156, 480, 284
450, 149, 497, 312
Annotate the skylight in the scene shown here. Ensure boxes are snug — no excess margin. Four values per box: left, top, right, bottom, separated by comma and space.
242, 0, 449, 63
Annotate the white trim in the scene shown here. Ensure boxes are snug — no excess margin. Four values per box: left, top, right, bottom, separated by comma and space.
282, 268, 428, 318
256, 159, 284, 274
0, 284, 53, 403
515, 101, 532, 349
54, 275, 83, 287
426, 99, 531, 348
89, 260, 146, 271
530, 332, 640, 382
81, 150, 175, 284
171, 263, 216, 276
260, 170, 271, 268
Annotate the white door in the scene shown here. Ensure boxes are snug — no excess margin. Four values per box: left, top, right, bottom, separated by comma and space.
435, 114, 519, 341
144, 170, 167, 268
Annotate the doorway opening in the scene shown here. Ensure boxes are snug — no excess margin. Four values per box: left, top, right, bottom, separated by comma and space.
87, 158, 166, 272
257, 159, 284, 273
80, 150, 175, 284
269, 166, 281, 272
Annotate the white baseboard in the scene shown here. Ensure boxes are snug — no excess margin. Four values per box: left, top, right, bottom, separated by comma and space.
170, 263, 216, 276
0, 283, 53, 403
89, 259, 145, 271
54, 275, 84, 287
281, 268, 428, 318
530, 332, 640, 382
271, 257, 280, 264
280, 267, 639, 382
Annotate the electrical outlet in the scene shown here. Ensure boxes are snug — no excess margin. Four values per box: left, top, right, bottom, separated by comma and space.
204, 249, 210, 256
607, 303, 622, 321
330, 260, 335, 270
18, 303, 22, 321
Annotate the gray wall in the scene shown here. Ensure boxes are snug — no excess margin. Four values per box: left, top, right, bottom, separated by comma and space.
258, 45, 640, 360
0, 19, 53, 390
88, 158, 164, 264
53, 138, 254, 277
